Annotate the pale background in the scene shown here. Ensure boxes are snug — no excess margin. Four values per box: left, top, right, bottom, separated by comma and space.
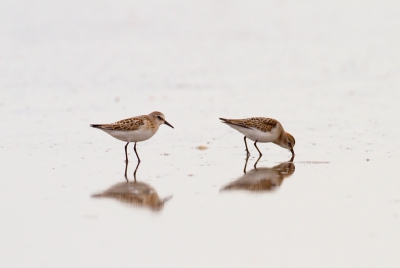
1, 1, 400, 267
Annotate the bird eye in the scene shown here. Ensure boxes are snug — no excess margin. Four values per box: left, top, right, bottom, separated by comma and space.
157, 116, 163, 120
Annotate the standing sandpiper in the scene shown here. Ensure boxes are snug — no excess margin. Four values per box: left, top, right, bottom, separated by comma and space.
91, 111, 174, 163
219, 117, 295, 158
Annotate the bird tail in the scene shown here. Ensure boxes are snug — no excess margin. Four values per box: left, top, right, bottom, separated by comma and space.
219, 118, 250, 129
90, 124, 102, 128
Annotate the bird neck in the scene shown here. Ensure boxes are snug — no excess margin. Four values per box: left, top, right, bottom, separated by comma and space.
275, 131, 289, 149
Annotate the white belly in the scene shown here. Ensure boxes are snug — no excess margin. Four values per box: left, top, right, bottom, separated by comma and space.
101, 128, 155, 142
227, 124, 280, 143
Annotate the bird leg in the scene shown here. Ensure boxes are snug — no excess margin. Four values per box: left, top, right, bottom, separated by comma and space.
124, 142, 130, 163
124, 161, 129, 182
133, 161, 140, 182
244, 136, 250, 157
254, 141, 262, 156
243, 154, 250, 174
254, 154, 262, 169
133, 142, 141, 163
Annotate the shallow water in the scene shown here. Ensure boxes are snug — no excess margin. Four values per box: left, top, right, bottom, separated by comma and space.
1, 1, 400, 267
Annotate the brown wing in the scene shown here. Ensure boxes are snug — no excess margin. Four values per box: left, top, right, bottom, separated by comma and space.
220, 117, 279, 132
92, 116, 146, 131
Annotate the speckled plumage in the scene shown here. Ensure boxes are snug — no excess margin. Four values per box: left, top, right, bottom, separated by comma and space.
94, 116, 147, 132
219, 117, 295, 157
91, 111, 174, 163
220, 117, 279, 133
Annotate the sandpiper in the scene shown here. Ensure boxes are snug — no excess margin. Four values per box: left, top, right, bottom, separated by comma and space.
219, 117, 295, 157
91, 111, 174, 163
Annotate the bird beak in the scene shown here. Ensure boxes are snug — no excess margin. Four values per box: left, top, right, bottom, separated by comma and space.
164, 120, 174, 129
290, 148, 295, 156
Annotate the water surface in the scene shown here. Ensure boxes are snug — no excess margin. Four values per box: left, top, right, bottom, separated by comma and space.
1, 1, 400, 267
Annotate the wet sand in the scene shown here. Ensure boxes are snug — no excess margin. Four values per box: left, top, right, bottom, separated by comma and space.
1, 1, 400, 267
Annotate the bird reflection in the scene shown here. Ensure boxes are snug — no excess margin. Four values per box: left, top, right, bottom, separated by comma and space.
244, 154, 294, 173
125, 160, 140, 181
221, 160, 295, 192
92, 162, 172, 211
